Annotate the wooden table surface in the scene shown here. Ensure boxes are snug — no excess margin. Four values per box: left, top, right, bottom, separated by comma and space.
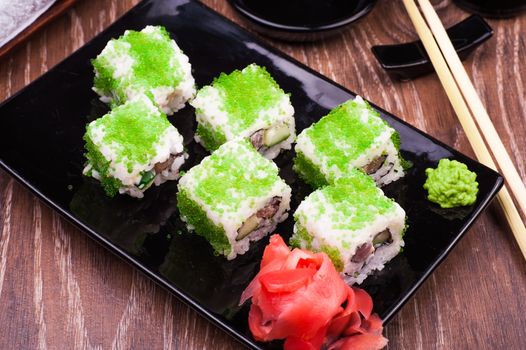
1, 0, 526, 349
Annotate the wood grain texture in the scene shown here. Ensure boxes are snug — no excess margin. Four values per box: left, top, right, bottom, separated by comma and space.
0, 0, 525, 349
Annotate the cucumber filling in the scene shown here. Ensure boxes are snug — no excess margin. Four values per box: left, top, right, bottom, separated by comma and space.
373, 229, 392, 248
350, 229, 393, 263
249, 124, 290, 151
263, 123, 290, 147
136, 153, 184, 191
236, 215, 261, 241
138, 170, 155, 189
236, 197, 282, 241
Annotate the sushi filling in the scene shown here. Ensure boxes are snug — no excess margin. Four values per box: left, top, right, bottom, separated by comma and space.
349, 230, 393, 269
362, 148, 400, 186
362, 154, 388, 175
135, 152, 186, 191
249, 123, 291, 154
154, 152, 184, 173
236, 197, 282, 241
92, 26, 195, 114
366, 141, 404, 187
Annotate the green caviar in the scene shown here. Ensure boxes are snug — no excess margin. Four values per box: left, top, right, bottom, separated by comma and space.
302, 99, 390, 176
213, 64, 285, 133
87, 99, 170, 169
320, 245, 344, 272
423, 159, 478, 208
181, 139, 281, 214
177, 190, 231, 256
124, 28, 180, 87
293, 169, 396, 233
84, 97, 170, 196
93, 26, 183, 104
291, 169, 399, 270
196, 122, 227, 151
289, 224, 314, 249
293, 151, 329, 188
316, 172, 396, 232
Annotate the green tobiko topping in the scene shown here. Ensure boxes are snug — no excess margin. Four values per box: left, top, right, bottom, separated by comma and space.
89, 99, 170, 170
196, 122, 227, 152
93, 26, 182, 101
423, 159, 478, 208
213, 64, 285, 132
321, 174, 396, 231
320, 245, 344, 272
293, 151, 329, 189
303, 99, 391, 174
177, 189, 232, 256
185, 139, 281, 214
295, 169, 396, 233
124, 27, 181, 87
84, 134, 122, 197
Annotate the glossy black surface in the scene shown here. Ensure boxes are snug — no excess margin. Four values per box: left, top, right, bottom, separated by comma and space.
0, 0, 503, 349
372, 15, 493, 81
454, 0, 526, 18
228, 0, 377, 41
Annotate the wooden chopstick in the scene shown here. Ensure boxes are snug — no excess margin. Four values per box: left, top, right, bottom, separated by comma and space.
417, 0, 526, 227
401, 0, 526, 259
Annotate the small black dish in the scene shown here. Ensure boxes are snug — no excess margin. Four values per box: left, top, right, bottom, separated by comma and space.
228, 0, 378, 41
454, 0, 526, 18
372, 15, 493, 81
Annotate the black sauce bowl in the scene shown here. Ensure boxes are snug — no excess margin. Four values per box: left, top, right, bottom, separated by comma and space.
453, 0, 526, 18
228, 0, 378, 42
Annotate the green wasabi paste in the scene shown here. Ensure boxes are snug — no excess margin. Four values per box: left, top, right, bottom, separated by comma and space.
423, 159, 478, 208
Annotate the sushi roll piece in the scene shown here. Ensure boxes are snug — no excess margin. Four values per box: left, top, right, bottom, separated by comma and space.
177, 139, 292, 259
92, 25, 195, 115
294, 96, 405, 188
83, 95, 187, 198
190, 64, 295, 159
290, 169, 406, 284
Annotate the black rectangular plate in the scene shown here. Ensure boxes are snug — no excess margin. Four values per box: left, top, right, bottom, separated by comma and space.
0, 0, 503, 349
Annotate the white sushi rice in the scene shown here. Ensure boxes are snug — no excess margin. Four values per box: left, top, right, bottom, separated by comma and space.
85, 126, 186, 198
257, 97, 296, 159
191, 86, 230, 138
180, 179, 291, 260
151, 35, 195, 114
372, 141, 405, 187
83, 97, 187, 198
93, 26, 196, 115
294, 186, 406, 285
191, 80, 295, 160
178, 140, 292, 259
227, 184, 291, 260
295, 95, 404, 186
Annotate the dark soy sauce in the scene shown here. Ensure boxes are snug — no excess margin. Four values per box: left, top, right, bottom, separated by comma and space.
239, 0, 361, 27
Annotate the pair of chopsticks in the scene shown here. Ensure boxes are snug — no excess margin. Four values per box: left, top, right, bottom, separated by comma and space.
402, 0, 526, 259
